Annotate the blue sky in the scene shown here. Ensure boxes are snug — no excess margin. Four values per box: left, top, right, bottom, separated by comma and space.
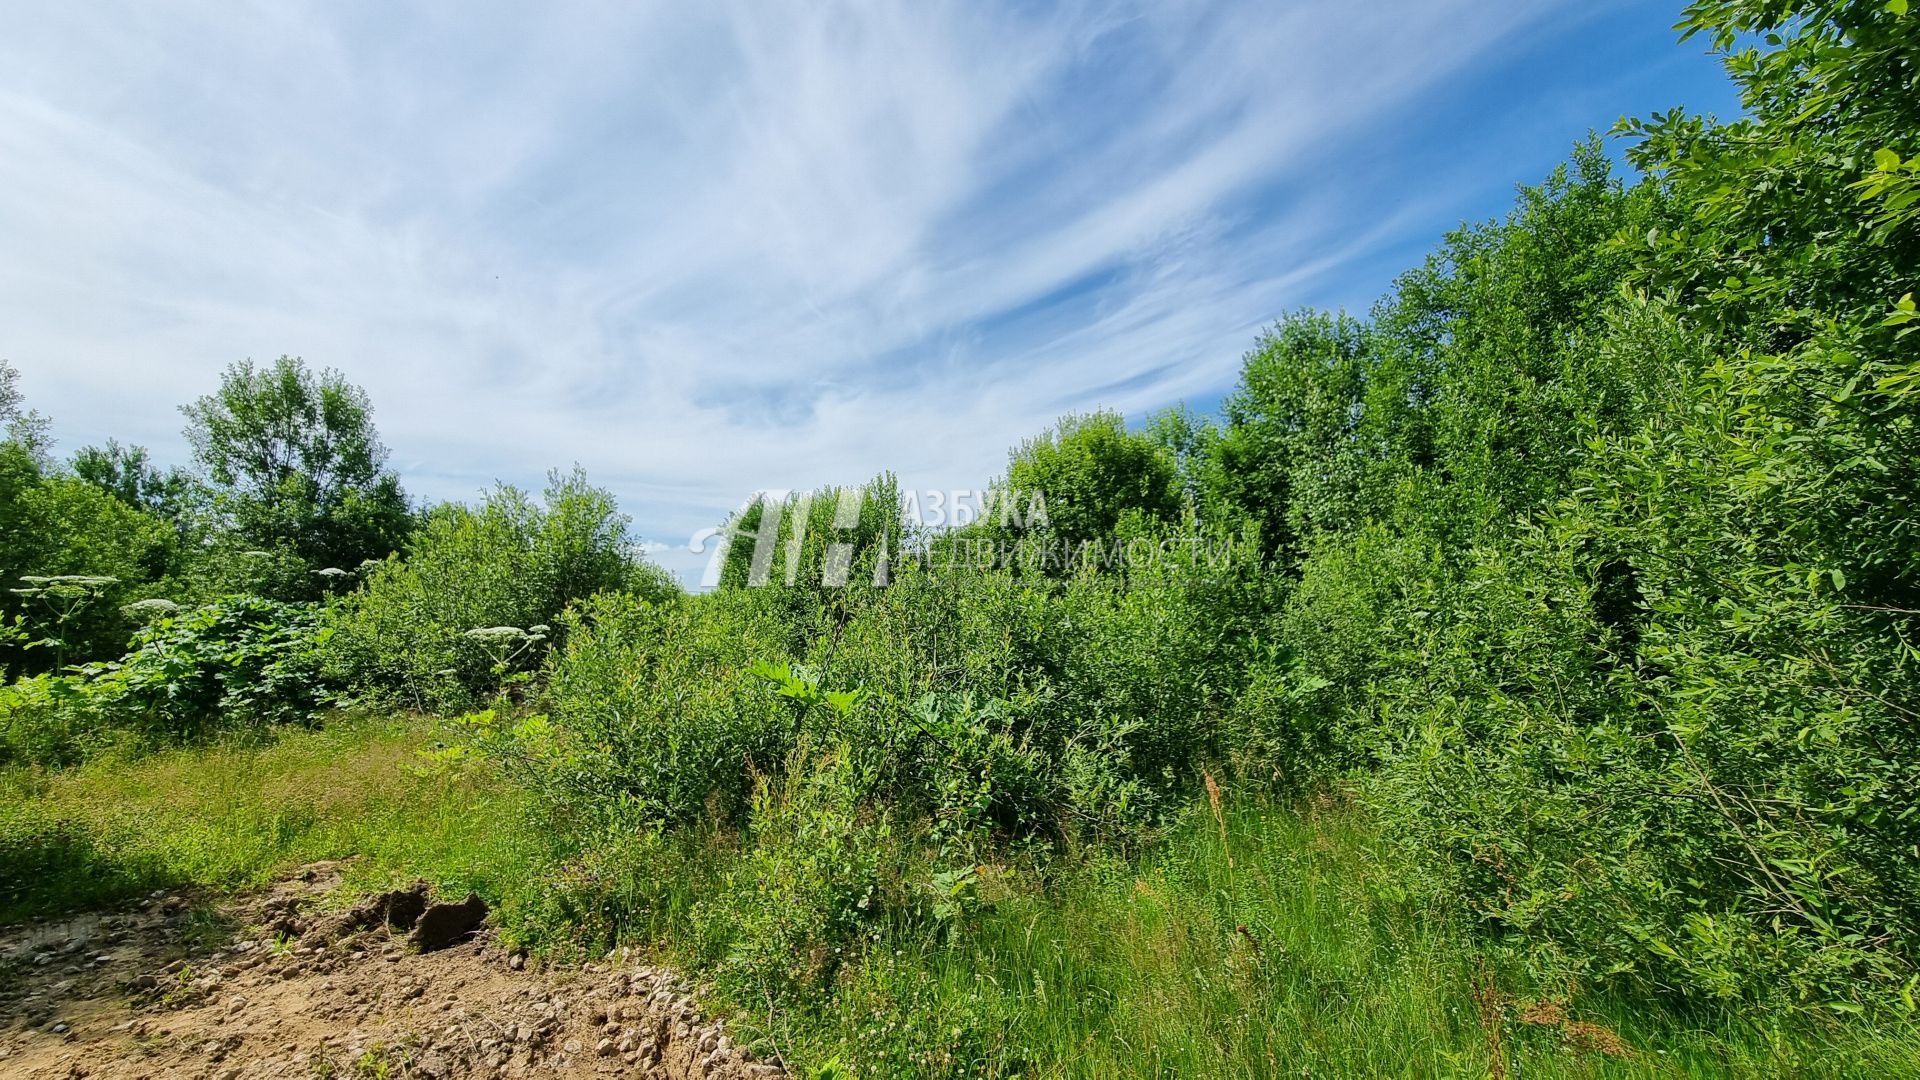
0, 1, 1738, 582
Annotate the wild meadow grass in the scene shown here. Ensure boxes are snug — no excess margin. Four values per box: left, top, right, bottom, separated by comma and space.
0, 715, 550, 924
752, 797, 1920, 1079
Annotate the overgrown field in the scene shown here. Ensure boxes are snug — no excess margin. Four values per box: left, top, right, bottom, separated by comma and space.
8, 720, 1917, 1077
4, 2, 1920, 1076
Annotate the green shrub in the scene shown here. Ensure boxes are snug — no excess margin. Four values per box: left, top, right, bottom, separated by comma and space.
0, 596, 331, 768
0, 674, 120, 768
692, 747, 905, 1005
104, 595, 333, 730
324, 468, 673, 710
520, 545, 1255, 854
509, 589, 788, 829
993, 411, 1182, 561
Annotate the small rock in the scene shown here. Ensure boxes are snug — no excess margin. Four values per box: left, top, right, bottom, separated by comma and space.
507, 953, 525, 971
595, 1038, 616, 1057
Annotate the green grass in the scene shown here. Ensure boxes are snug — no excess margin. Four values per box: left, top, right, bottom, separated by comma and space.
4, 721, 1915, 1078
734, 799, 1920, 1079
0, 715, 552, 923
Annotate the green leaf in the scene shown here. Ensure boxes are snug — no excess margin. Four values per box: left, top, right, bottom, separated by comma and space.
1874, 147, 1903, 172
1888, 0, 1909, 16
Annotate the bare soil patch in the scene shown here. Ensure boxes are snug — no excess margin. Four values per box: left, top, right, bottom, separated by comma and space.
0, 863, 783, 1079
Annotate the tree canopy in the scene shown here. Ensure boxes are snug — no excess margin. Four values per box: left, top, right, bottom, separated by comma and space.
181, 356, 411, 593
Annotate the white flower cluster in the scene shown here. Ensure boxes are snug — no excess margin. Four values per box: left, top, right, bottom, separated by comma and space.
122, 597, 182, 621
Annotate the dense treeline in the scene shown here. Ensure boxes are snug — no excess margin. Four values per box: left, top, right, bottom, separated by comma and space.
3, 0, 1916, 1055
0, 354, 664, 760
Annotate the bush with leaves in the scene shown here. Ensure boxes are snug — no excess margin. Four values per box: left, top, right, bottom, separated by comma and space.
323, 468, 672, 710
691, 748, 905, 1005
1, 475, 177, 675
100, 595, 334, 731
504, 590, 789, 830
984, 411, 1182, 569
0, 674, 119, 768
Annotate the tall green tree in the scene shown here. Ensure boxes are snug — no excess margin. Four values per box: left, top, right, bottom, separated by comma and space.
1201, 312, 1372, 567
999, 410, 1182, 557
71, 439, 193, 520
1621, 0, 1917, 341
0, 366, 177, 673
0, 359, 50, 462
181, 357, 411, 595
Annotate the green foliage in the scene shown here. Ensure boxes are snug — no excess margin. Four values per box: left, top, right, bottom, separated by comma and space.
996, 411, 1182, 559
101, 595, 334, 730
0, 596, 332, 767
10, 575, 121, 671
1620, 0, 1917, 339
70, 439, 194, 520
1200, 312, 1373, 565
692, 748, 902, 1004
1, 474, 177, 674
181, 356, 411, 597
0, 674, 117, 768
323, 469, 667, 711
717, 473, 904, 591
519, 537, 1260, 865
504, 589, 786, 828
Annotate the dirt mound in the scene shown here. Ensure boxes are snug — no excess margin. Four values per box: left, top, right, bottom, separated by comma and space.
0, 864, 784, 1079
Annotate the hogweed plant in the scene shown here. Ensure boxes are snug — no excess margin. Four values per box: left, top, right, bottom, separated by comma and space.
11, 574, 119, 672
462, 624, 550, 693
120, 598, 182, 625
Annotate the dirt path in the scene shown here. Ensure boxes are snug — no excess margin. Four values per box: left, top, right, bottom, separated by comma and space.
0, 864, 784, 1079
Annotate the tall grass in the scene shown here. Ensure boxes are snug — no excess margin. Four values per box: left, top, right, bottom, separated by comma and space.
743, 797, 1920, 1079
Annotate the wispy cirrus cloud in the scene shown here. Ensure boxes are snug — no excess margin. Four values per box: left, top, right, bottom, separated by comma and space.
0, 1, 1730, 581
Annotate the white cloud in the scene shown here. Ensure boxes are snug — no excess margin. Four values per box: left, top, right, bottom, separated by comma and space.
0, 0, 1567, 582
